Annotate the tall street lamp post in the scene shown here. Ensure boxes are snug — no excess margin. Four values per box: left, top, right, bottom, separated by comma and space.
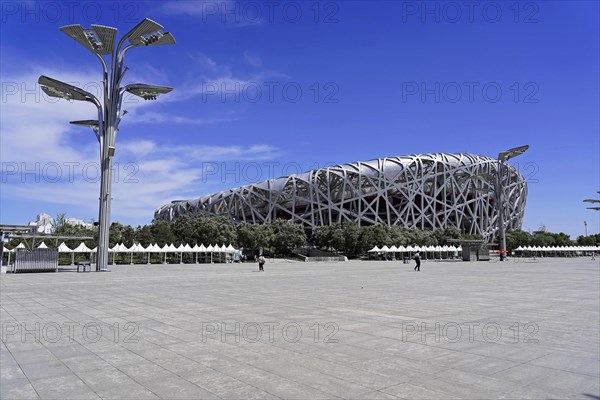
39, 19, 175, 271
496, 145, 529, 261
470, 145, 529, 261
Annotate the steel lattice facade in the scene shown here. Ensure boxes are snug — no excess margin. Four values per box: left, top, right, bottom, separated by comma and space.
155, 153, 527, 240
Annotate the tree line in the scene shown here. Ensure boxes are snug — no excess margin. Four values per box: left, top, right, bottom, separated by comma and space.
43, 213, 595, 257
506, 229, 599, 249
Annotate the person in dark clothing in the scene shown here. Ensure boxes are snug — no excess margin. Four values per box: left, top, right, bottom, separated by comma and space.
258, 255, 265, 272
413, 252, 421, 271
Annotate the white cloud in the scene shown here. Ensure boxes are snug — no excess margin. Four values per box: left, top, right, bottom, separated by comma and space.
124, 110, 238, 125
1, 68, 281, 225
119, 140, 156, 158
160, 143, 280, 161
165, 53, 288, 103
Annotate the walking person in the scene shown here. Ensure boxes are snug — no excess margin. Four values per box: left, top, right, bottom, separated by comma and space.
258, 254, 265, 272
413, 252, 421, 271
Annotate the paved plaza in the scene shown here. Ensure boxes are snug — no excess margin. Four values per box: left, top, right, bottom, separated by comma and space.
1, 258, 599, 399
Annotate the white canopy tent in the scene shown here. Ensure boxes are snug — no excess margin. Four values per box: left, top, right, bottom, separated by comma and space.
368, 244, 462, 260
72, 242, 92, 253
7, 241, 241, 266
513, 245, 599, 256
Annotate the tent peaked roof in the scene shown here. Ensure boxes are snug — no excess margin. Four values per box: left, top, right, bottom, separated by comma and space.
130, 243, 147, 252
58, 242, 72, 252
166, 243, 177, 252
72, 242, 92, 253
149, 243, 163, 252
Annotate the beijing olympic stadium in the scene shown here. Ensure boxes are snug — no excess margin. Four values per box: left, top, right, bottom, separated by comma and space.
155, 153, 527, 240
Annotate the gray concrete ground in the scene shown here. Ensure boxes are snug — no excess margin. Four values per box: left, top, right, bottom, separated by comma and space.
1, 257, 598, 399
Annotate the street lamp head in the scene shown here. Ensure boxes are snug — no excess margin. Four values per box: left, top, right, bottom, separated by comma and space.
583, 199, 600, 204
124, 83, 173, 100
59, 24, 117, 55
121, 18, 175, 48
38, 75, 97, 103
498, 145, 530, 162
130, 31, 176, 47
123, 18, 163, 40
91, 25, 117, 54
70, 120, 100, 138
70, 120, 99, 128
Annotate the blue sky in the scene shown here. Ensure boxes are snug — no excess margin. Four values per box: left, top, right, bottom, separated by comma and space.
1, 1, 598, 238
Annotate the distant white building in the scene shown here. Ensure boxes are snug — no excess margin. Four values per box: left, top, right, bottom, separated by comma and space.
28, 213, 54, 234
27, 214, 93, 234
65, 218, 93, 229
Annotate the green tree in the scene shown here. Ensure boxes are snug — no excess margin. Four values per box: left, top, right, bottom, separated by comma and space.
329, 223, 346, 253
271, 219, 307, 255
237, 223, 256, 249
193, 215, 237, 246
432, 227, 461, 246
311, 222, 361, 256
359, 225, 390, 252
577, 233, 600, 246
109, 222, 124, 247
531, 231, 554, 247
171, 215, 195, 245
121, 225, 135, 247
460, 233, 484, 241
341, 221, 361, 257
407, 229, 437, 246
312, 225, 333, 249
55, 213, 66, 231
506, 229, 531, 251
389, 226, 410, 247
135, 225, 154, 247
151, 219, 176, 246
553, 232, 572, 247
254, 224, 274, 250
237, 223, 273, 251
53, 219, 96, 249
